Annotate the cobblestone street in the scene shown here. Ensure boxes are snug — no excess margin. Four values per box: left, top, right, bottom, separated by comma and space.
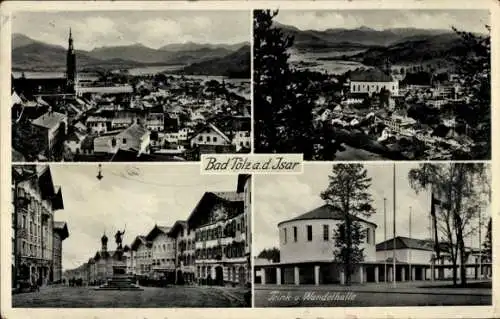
13, 286, 250, 308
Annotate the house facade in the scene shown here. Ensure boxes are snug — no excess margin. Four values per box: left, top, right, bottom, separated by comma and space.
348, 68, 399, 96
189, 191, 248, 286
12, 165, 67, 288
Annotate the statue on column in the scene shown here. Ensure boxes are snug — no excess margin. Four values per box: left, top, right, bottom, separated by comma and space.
115, 229, 125, 250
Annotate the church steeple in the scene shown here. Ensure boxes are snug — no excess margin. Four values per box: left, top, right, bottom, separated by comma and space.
68, 28, 73, 51
66, 27, 77, 93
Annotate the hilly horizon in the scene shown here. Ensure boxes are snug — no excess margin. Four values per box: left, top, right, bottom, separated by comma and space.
176, 44, 251, 78
275, 22, 458, 48
273, 22, 487, 67
12, 33, 250, 71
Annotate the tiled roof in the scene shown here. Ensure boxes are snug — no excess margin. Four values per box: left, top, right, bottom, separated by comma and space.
190, 123, 231, 144
32, 111, 66, 129
278, 204, 377, 227
53, 221, 67, 229
212, 191, 244, 202
77, 85, 133, 94
376, 236, 434, 251
350, 68, 394, 82
168, 220, 187, 236
86, 116, 108, 122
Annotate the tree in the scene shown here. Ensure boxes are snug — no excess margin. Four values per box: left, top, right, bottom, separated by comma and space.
257, 247, 280, 263
253, 10, 294, 153
408, 163, 488, 286
254, 10, 339, 159
12, 121, 46, 161
320, 164, 375, 285
450, 26, 490, 159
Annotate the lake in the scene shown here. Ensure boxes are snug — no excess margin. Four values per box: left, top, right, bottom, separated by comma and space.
126, 65, 184, 76
289, 48, 368, 75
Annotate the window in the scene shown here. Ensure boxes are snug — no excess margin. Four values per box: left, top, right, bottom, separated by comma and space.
366, 228, 371, 244
198, 135, 203, 141
323, 225, 329, 241
122, 138, 127, 144
213, 137, 217, 142
293, 227, 297, 242
206, 136, 211, 142
307, 225, 312, 241
283, 228, 287, 244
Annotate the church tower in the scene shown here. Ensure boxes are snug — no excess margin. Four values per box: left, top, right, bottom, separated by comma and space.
66, 28, 77, 93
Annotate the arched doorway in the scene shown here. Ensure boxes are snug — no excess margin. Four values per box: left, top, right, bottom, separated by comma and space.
176, 270, 184, 285
215, 266, 223, 286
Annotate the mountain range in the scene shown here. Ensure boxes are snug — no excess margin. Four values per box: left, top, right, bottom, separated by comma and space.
12, 33, 250, 76
276, 23, 481, 66
276, 23, 458, 48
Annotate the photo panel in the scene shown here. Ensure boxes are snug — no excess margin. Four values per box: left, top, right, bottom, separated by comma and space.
253, 9, 491, 161
253, 162, 492, 307
11, 10, 251, 163
11, 164, 251, 307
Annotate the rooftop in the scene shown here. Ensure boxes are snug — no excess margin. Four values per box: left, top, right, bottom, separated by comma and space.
278, 204, 377, 227
350, 68, 394, 83
376, 236, 435, 251
77, 85, 133, 94
32, 111, 66, 129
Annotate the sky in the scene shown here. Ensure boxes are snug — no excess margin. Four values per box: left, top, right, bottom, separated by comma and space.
254, 163, 491, 255
49, 164, 238, 271
275, 10, 490, 34
12, 11, 251, 50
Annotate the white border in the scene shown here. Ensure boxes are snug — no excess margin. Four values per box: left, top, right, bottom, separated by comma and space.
1, 1, 499, 318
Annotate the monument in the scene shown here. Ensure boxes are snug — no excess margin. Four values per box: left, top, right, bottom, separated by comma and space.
95, 228, 142, 291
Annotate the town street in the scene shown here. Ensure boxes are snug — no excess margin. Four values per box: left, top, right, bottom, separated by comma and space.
254, 280, 492, 307
13, 285, 248, 308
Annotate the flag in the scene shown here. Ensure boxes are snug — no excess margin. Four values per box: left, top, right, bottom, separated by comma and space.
431, 194, 441, 260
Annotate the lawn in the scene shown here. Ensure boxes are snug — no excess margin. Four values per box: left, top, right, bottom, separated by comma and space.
13, 286, 250, 308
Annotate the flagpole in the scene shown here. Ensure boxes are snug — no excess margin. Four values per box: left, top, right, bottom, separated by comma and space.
384, 197, 387, 283
393, 163, 396, 286
479, 208, 482, 279
409, 206, 412, 281
429, 212, 434, 280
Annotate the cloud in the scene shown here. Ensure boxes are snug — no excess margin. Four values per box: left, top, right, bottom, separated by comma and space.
13, 11, 250, 50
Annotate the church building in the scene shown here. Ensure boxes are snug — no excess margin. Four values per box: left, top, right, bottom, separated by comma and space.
12, 28, 77, 96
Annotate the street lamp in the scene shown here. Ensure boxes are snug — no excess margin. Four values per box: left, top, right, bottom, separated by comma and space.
96, 164, 103, 181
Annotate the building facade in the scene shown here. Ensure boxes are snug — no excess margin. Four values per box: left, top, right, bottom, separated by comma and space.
237, 174, 252, 284
255, 206, 492, 286
348, 68, 399, 96
131, 235, 152, 277
52, 221, 69, 283
12, 165, 67, 288
146, 225, 176, 280
189, 191, 248, 286
169, 221, 196, 284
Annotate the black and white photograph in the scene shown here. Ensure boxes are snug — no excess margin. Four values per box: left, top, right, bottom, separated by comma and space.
11, 11, 251, 162
253, 10, 491, 160
11, 164, 251, 307
253, 163, 492, 307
